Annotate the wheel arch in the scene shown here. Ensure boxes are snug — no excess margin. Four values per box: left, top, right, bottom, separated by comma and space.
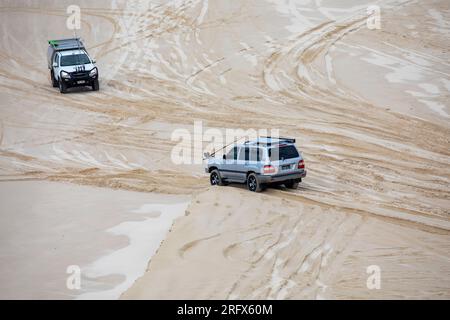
209, 166, 218, 173
246, 171, 256, 181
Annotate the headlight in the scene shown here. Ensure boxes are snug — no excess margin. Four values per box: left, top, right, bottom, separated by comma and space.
89, 68, 98, 77
61, 71, 70, 79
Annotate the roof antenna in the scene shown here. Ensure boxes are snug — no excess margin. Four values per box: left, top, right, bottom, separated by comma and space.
73, 29, 82, 69
203, 135, 247, 160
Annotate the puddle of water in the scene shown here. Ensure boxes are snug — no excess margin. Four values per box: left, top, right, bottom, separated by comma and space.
76, 201, 190, 300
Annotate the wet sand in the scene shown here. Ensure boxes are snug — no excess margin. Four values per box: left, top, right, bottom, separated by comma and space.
0, 180, 188, 299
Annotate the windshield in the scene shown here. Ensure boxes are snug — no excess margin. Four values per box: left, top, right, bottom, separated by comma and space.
60, 54, 91, 67
269, 145, 299, 161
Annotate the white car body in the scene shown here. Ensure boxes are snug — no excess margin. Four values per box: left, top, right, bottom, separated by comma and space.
51, 49, 96, 82
47, 38, 99, 93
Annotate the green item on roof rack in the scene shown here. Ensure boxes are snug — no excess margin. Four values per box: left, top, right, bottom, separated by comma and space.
48, 40, 59, 46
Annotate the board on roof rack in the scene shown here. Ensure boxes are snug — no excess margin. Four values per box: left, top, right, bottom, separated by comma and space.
47, 38, 86, 70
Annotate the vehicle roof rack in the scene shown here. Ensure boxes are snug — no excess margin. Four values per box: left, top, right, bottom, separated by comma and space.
243, 136, 296, 146
259, 136, 296, 144
48, 38, 85, 52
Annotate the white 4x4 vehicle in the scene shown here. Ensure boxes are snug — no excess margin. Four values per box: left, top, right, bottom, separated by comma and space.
47, 38, 99, 93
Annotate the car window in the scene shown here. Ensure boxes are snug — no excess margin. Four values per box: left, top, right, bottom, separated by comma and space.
249, 147, 264, 162
226, 146, 238, 160
269, 145, 299, 161
238, 147, 249, 161
60, 54, 91, 67
54, 54, 59, 66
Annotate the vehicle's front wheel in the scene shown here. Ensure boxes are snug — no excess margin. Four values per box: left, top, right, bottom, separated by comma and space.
51, 71, 58, 87
210, 169, 225, 186
92, 79, 99, 91
247, 173, 263, 192
59, 79, 67, 94
285, 180, 299, 189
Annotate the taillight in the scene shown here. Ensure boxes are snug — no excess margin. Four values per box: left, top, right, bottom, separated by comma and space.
263, 165, 276, 174
298, 160, 305, 169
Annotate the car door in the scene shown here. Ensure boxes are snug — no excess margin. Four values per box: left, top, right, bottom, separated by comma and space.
234, 147, 249, 182
53, 53, 60, 80
220, 146, 239, 181
246, 147, 262, 174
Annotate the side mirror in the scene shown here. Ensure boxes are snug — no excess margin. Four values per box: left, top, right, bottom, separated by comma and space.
203, 152, 211, 159
92, 59, 96, 64
52, 62, 58, 68
223, 155, 226, 160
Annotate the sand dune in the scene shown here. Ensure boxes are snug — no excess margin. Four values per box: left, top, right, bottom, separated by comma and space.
0, 0, 449, 299
124, 187, 450, 299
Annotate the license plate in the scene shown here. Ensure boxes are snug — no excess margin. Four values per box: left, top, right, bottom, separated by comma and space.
282, 165, 291, 170
77, 80, 85, 84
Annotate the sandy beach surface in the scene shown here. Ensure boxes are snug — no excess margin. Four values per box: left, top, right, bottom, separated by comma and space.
0, 0, 449, 299
0, 180, 189, 299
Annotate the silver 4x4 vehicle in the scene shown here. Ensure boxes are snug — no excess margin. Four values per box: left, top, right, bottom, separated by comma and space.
47, 38, 99, 93
205, 137, 306, 192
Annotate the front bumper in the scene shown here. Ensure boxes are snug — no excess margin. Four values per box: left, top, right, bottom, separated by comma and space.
62, 72, 98, 87
258, 170, 307, 183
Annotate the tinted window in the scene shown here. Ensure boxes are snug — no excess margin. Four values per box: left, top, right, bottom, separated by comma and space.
269, 146, 299, 161
60, 54, 91, 66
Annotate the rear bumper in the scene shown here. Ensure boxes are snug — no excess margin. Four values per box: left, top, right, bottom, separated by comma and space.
204, 167, 307, 183
258, 170, 307, 183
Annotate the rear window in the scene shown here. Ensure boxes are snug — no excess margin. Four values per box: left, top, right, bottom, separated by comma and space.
269, 145, 299, 161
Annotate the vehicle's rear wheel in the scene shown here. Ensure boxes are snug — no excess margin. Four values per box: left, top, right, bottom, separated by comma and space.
51, 71, 58, 87
285, 180, 299, 189
92, 79, 99, 91
247, 173, 263, 192
59, 79, 67, 94
210, 169, 224, 186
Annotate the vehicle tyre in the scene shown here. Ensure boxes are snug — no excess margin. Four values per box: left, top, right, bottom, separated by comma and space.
247, 173, 263, 192
59, 79, 67, 94
210, 169, 225, 186
92, 79, 99, 91
51, 71, 58, 87
285, 180, 299, 189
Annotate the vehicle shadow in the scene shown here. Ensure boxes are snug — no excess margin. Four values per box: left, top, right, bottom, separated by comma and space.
65, 86, 95, 94
219, 182, 299, 193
